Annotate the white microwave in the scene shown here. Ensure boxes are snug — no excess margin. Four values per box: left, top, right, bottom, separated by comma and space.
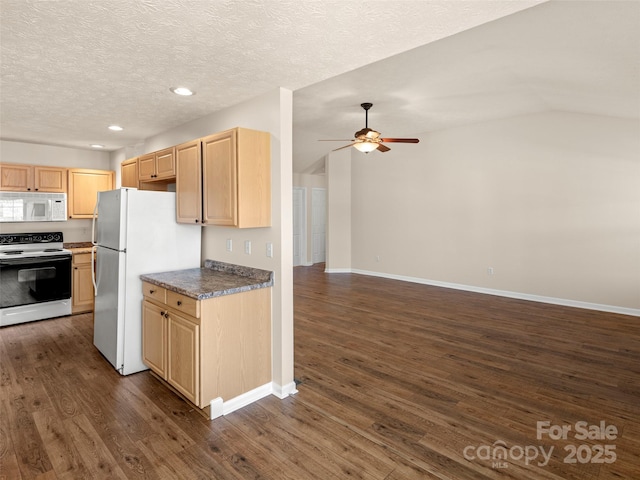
0, 192, 67, 222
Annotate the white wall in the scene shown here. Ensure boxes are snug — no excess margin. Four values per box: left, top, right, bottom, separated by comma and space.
326, 149, 352, 271
347, 112, 640, 313
0, 140, 112, 241
116, 88, 295, 393
0, 140, 112, 169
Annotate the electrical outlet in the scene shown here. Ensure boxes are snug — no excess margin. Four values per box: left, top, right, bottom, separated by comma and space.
266, 242, 273, 258
226, 239, 232, 252
487, 267, 494, 275
244, 240, 251, 255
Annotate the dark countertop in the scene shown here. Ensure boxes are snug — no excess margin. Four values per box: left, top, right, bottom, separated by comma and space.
140, 260, 274, 300
64, 242, 94, 254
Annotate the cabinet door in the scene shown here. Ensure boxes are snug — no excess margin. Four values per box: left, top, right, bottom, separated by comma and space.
138, 153, 156, 181
236, 128, 271, 228
175, 140, 202, 224
202, 130, 237, 226
155, 147, 176, 179
121, 158, 139, 188
142, 301, 167, 377
72, 253, 95, 314
167, 312, 199, 406
0, 163, 33, 191
68, 169, 115, 218
34, 166, 67, 192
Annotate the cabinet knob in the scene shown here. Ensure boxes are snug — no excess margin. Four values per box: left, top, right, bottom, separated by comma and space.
149, 289, 156, 294
176, 300, 182, 306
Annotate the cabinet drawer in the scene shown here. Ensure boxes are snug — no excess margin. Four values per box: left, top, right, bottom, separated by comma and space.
73, 252, 92, 266
142, 281, 166, 303
166, 290, 199, 318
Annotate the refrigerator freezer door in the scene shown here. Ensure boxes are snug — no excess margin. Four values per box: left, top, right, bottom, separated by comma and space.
93, 245, 126, 372
124, 190, 201, 272
96, 189, 127, 251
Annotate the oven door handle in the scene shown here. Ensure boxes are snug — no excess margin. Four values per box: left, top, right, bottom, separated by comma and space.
0, 254, 71, 266
91, 245, 97, 296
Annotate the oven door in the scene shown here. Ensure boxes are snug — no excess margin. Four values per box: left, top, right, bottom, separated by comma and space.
0, 254, 72, 309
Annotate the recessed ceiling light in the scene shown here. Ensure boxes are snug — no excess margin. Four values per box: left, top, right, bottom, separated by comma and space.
90, 144, 105, 149
170, 87, 195, 96
108, 125, 123, 131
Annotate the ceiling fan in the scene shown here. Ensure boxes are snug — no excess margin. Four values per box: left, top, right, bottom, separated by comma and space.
320, 103, 419, 153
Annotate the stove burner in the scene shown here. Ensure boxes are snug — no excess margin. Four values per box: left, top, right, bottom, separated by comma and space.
43, 248, 63, 252
3, 250, 23, 255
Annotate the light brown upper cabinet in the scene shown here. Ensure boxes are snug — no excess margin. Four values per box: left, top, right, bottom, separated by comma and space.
175, 140, 202, 223
68, 168, 115, 218
0, 163, 67, 192
138, 147, 175, 182
121, 157, 139, 188
176, 128, 271, 228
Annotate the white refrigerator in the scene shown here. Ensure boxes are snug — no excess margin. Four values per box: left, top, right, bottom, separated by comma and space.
92, 188, 201, 375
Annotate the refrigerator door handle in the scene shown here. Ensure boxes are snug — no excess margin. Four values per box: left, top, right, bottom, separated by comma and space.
91, 198, 99, 246
91, 245, 98, 296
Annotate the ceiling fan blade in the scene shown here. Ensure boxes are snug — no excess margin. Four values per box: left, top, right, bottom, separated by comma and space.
332, 142, 357, 151
318, 139, 353, 142
377, 143, 391, 152
380, 138, 420, 143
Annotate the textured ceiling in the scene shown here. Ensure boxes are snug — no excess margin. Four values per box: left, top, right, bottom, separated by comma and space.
0, 0, 541, 156
293, 0, 640, 172
1, 0, 638, 174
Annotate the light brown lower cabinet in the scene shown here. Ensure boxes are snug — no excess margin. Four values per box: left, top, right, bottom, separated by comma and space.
72, 252, 94, 314
141, 282, 271, 415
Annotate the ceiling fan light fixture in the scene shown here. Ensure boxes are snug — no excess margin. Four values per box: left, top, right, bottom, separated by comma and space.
322, 103, 419, 153
354, 142, 379, 153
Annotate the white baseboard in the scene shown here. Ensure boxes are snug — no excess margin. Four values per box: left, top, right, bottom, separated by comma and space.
210, 383, 273, 419
324, 267, 352, 273
346, 268, 640, 317
272, 381, 299, 399
209, 381, 299, 419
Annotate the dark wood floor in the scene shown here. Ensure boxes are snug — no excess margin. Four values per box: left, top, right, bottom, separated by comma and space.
1, 263, 639, 479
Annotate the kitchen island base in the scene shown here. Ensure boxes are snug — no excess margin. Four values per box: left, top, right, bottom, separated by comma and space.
149, 372, 273, 420
141, 261, 274, 418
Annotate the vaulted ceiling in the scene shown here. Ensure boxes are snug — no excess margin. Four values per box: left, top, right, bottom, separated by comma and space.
1, 1, 638, 173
